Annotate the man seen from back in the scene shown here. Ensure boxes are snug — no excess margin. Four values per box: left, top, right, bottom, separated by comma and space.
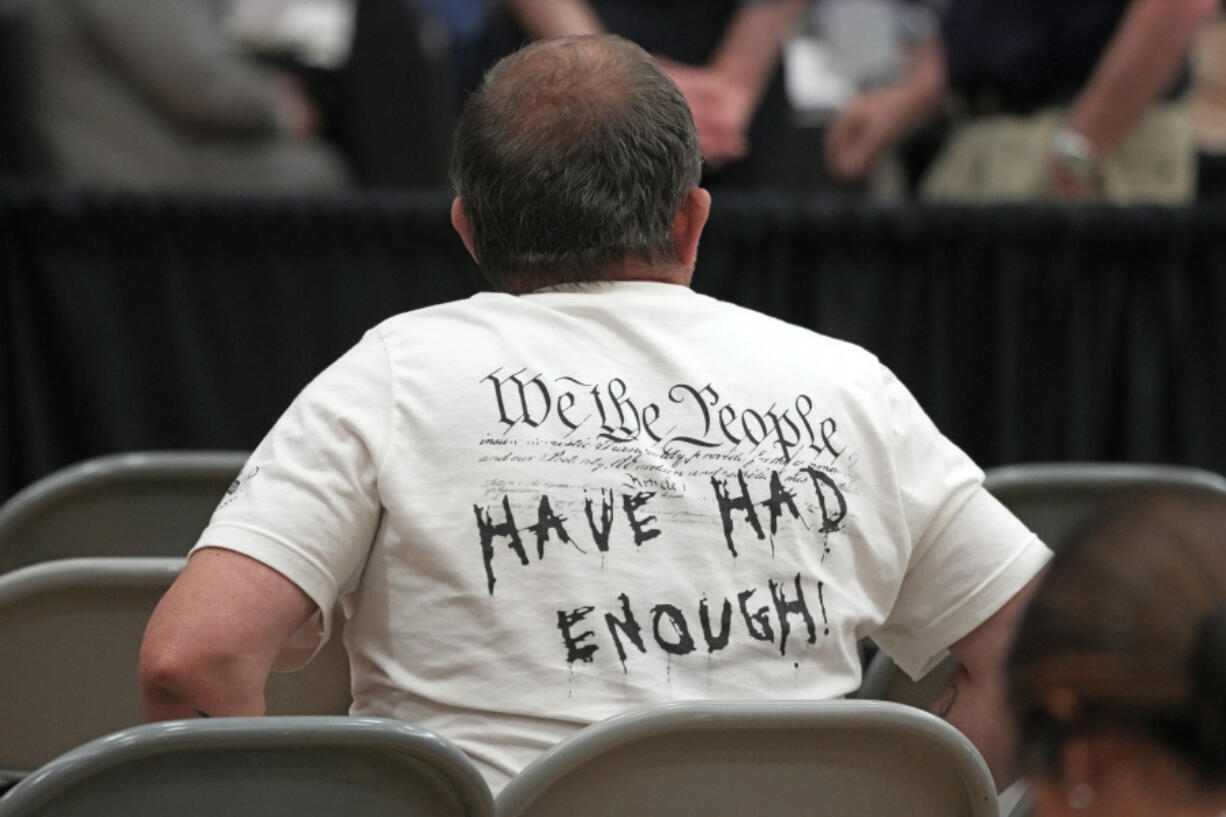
139, 34, 1050, 794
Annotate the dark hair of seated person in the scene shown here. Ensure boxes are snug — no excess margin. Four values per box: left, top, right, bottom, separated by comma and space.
1007, 490, 1226, 817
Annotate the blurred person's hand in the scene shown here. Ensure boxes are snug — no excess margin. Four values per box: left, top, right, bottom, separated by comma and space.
659, 58, 753, 167
1044, 126, 1102, 200
271, 75, 321, 139
1045, 162, 1099, 200
824, 88, 915, 180
1044, 155, 1098, 201
826, 38, 946, 182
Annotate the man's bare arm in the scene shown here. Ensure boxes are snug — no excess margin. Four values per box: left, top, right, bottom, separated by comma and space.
139, 547, 317, 720
1051, 0, 1218, 196
505, 0, 605, 38
656, 0, 805, 165
930, 574, 1043, 791
505, 0, 805, 166
705, 0, 808, 114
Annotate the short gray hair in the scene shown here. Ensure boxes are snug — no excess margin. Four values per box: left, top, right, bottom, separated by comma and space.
450, 35, 703, 292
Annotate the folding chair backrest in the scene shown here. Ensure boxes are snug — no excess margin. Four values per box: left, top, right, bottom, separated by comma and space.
0, 717, 494, 817
983, 462, 1226, 548
0, 558, 350, 781
495, 700, 997, 817
0, 451, 248, 574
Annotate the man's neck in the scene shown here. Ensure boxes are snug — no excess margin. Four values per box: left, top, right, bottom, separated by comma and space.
615, 262, 693, 287
508, 262, 693, 294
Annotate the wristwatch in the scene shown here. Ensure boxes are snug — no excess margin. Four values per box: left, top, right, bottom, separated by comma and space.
1049, 127, 1101, 188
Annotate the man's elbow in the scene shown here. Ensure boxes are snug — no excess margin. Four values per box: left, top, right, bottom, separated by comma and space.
138, 637, 263, 720
139, 636, 207, 720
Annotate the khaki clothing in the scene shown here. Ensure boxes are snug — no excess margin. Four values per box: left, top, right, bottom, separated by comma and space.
921, 104, 1196, 204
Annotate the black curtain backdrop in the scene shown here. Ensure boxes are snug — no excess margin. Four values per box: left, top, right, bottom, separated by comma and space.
3, 185, 1225, 501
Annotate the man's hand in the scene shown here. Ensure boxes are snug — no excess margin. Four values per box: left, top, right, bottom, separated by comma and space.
659, 58, 754, 166
1045, 164, 1097, 201
825, 86, 915, 180
1044, 142, 1100, 201
271, 74, 322, 139
825, 37, 946, 182
506, 0, 805, 170
1058, 0, 1218, 180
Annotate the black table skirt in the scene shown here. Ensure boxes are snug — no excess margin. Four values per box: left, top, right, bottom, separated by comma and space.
4, 185, 1224, 500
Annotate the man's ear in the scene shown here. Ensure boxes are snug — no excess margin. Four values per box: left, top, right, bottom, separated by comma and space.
671, 187, 711, 267
451, 198, 479, 262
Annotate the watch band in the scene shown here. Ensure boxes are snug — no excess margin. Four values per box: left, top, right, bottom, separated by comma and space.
1049, 127, 1101, 185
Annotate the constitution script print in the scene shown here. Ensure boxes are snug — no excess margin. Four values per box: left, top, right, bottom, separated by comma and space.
471, 366, 860, 671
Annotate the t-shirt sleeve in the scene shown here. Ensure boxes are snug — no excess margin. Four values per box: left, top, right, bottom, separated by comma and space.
867, 365, 1051, 679
191, 327, 394, 669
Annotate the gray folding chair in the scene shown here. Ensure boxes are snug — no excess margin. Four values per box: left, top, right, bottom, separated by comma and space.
495, 700, 997, 817
855, 461, 1226, 705
0, 557, 351, 784
0, 451, 249, 573
982, 461, 1226, 549
0, 717, 494, 817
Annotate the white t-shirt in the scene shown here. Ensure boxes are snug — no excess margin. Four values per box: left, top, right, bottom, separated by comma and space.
197, 281, 1049, 791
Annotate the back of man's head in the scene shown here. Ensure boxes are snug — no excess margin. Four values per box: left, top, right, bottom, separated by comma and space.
450, 35, 703, 292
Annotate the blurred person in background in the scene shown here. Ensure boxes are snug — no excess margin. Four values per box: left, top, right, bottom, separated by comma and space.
825, 0, 1219, 203
467, 0, 811, 190
227, 0, 456, 188
1007, 491, 1226, 817
413, 0, 492, 97
1187, 11, 1226, 199
22, 0, 350, 191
